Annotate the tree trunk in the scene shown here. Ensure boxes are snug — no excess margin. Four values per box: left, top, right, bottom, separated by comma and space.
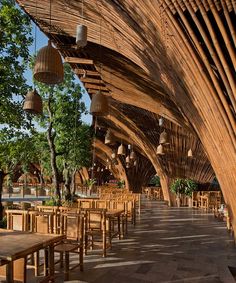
63, 164, 71, 201
71, 168, 77, 196
0, 170, 6, 221
46, 91, 61, 202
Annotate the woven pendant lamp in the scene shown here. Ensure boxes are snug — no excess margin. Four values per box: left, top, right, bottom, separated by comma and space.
130, 150, 136, 160
159, 130, 169, 144
159, 117, 164, 126
90, 90, 108, 116
125, 155, 130, 163
117, 143, 126, 155
187, 148, 193, 157
34, 40, 64, 85
23, 89, 43, 115
156, 144, 165, 155
76, 25, 87, 47
111, 151, 116, 159
105, 129, 113, 144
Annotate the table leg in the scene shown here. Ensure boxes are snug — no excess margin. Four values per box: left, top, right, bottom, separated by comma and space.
6, 261, 13, 283
48, 245, 55, 282
118, 215, 121, 240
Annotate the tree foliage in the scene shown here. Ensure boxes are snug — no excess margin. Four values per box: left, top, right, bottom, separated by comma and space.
170, 178, 198, 196
33, 63, 92, 200
0, 0, 32, 128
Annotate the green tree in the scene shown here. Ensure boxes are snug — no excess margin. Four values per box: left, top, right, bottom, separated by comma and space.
0, 0, 32, 128
34, 63, 92, 202
0, 0, 32, 220
0, 133, 38, 219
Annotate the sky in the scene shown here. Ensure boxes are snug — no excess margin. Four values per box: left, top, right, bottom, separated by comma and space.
25, 23, 92, 125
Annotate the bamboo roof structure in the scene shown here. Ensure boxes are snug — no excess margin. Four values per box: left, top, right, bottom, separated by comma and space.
17, 0, 236, 231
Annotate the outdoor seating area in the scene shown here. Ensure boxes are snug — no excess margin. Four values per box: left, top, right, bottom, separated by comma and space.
0, 188, 141, 282
0, 0, 235, 282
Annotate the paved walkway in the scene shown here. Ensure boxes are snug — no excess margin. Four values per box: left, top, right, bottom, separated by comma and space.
66, 198, 236, 283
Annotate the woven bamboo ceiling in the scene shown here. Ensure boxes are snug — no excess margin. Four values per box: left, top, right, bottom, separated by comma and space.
16, 1, 235, 202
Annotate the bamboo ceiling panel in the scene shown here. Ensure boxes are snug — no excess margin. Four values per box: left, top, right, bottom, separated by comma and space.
16, 1, 236, 215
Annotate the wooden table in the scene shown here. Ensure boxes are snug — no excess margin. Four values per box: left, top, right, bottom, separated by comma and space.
0, 229, 64, 282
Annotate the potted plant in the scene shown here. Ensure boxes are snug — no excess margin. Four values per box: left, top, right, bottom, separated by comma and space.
84, 178, 96, 196
117, 179, 125, 189
170, 178, 186, 207
184, 179, 198, 207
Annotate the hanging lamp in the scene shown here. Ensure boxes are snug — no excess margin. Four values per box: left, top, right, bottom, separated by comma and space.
117, 143, 126, 155
34, 40, 64, 85
126, 163, 130, 169
156, 144, 165, 155
126, 155, 130, 163
133, 160, 137, 166
111, 150, 116, 159
23, 89, 43, 115
105, 129, 113, 144
159, 130, 169, 144
188, 148, 193, 157
97, 167, 100, 172
159, 117, 164, 126
76, 25, 87, 47
76, 0, 87, 47
130, 150, 136, 160
90, 90, 108, 116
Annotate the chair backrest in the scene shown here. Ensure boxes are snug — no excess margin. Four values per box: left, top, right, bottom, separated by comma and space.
95, 200, 109, 209
36, 205, 58, 213
32, 211, 54, 234
6, 210, 29, 231
65, 214, 84, 242
85, 209, 106, 232
78, 199, 94, 209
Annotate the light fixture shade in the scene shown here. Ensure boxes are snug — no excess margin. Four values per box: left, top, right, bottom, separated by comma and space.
101, 168, 104, 172
188, 148, 193, 157
76, 24, 87, 47
126, 163, 130, 169
23, 89, 43, 115
34, 40, 64, 85
111, 151, 116, 159
133, 160, 137, 166
130, 150, 136, 160
117, 143, 126, 155
125, 155, 130, 163
97, 167, 100, 172
156, 144, 165, 155
90, 90, 108, 116
105, 129, 113, 144
159, 130, 169, 144
159, 117, 164, 126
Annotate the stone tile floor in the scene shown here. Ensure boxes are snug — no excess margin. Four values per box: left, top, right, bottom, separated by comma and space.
67, 199, 236, 283
2, 198, 236, 282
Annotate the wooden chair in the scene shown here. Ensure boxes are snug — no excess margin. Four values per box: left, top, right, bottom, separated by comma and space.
6, 209, 29, 231
54, 213, 84, 281
29, 211, 54, 276
110, 200, 127, 236
84, 209, 110, 257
